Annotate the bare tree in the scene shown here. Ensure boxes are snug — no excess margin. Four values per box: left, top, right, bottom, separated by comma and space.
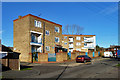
62, 24, 84, 35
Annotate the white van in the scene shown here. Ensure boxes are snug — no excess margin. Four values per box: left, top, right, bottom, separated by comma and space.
104, 51, 113, 57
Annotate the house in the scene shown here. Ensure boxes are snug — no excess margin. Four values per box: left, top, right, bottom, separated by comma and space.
13, 14, 62, 62
62, 35, 96, 53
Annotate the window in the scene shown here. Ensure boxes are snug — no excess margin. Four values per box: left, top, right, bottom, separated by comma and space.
34, 20, 42, 28
84, 43, 87, 46
55, 37, 59, 42
76, 48, 81, 51
64, 36, 67, 39
55, 27, 59, 33
46, 46, 50, 51
76, 37, 81, 40
76, 42, 81, 46
64, 42, 67, 45
46, 30, 50, 35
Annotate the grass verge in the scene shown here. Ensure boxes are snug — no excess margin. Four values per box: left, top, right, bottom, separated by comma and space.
116, 63, 120, 67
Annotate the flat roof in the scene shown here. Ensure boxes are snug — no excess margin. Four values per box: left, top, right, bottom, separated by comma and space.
62, 34, 96, 36
13, 14, 62, 27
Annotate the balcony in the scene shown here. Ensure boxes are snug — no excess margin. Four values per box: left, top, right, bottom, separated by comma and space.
69, 38, 73, 43
84, 45, 95, 49
84, 40, 94, 43
30, 31, 42, 46
84, 37, 94, 43
69, 44, 73, 48
30, 41, 42, 46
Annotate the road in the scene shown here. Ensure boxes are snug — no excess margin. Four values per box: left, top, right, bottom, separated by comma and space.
2, 57, 120, 80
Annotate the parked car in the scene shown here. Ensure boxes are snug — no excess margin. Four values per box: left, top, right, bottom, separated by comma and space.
117, 50, 120, 60
76, 55, 92, 63
104, 51, 113, 58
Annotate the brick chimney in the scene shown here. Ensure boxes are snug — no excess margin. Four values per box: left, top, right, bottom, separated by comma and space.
18, 16, 22, 19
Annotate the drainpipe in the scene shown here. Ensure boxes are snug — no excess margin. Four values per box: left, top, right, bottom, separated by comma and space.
43, 22, 45, 53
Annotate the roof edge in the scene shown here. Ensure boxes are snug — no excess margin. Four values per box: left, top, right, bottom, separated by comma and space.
13, 14, 62, 27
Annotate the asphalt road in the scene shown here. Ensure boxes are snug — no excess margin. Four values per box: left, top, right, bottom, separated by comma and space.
2, 57, 120, 80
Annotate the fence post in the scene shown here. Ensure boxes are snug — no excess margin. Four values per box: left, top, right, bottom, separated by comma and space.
93, 52, 95, 57
98, 52, 100, 56
85, 52, 88, 55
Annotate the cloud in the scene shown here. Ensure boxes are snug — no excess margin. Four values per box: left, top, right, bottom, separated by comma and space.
99, 5, 118, 15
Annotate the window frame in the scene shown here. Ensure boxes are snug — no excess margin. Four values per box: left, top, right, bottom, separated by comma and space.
55, 37, 59, 42
34, 20, 42, 28
46, 46, 50, 51
76, 37, 81, 40
64, 42, 67, 45
76, 42, 81, 46
45, 30, 50, 35
64, 36, 67, 39
55, 26, 59, 33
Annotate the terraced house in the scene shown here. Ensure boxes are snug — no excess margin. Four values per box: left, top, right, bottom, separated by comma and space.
62, 35, 96, 52
13, 14, 62, 62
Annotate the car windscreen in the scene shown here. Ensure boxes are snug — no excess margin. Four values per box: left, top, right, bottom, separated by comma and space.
77, 55, 85, 58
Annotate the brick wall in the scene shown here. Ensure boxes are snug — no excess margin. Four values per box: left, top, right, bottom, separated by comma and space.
56, 53, 63, 62
38, 53, 48, 62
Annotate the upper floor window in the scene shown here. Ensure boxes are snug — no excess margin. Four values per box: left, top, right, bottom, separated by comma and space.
46, 30, 50, 35
76, 48, 81, 51
76, 42, 81, 46
55, 37, 59, 42
84, 43, 87, 46
76, 37, 81, 40
46, 46, 50, 51
34, 20, 42, 28
64, 36, 67, 39
55, 27, 59, 33
64, 42, 67, 45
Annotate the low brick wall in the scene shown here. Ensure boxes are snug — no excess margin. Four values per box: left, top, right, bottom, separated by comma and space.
56, 53, 63, 62
38, 53, 48, 62
100, 51, 104, 56
94, 52, 99, 57
71, 52, 76, 60
88, 52, 93, 58
62, 52, 67, 61
88, 52, 99, 58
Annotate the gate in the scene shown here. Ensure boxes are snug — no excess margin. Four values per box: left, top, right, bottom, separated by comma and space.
48, 53, 56, 62
32, 52, 38, 62
67, 52, 71, 60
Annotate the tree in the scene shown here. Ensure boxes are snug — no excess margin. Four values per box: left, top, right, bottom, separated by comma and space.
62, 24, 84, 35
96, 45, 100, 51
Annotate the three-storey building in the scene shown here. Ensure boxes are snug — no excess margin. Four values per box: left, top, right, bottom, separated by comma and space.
13, 14, 62, 62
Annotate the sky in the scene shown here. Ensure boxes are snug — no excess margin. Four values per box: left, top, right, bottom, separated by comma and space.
2, 2, 118, 48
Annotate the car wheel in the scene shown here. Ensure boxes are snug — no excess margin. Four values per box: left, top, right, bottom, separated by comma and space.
84, 60, 86, 63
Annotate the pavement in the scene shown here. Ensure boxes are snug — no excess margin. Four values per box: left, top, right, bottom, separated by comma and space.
2, 57, 120, 79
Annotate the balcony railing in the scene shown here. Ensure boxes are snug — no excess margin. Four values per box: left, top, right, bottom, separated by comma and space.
84, 40, 94, 43
69, 46, 74, 48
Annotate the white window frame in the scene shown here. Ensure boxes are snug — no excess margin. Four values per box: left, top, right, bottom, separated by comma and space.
64, 36, 67, 39
76, 42, 81, 46
76, 48, 81, 51
34, 20, 42, 28
64, 42, 67, 45
46, 46, 50, 51
55, 26, 59, 33
76, 37, 81, 40
55, 37, 59, 42
45, 30, 50, 35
